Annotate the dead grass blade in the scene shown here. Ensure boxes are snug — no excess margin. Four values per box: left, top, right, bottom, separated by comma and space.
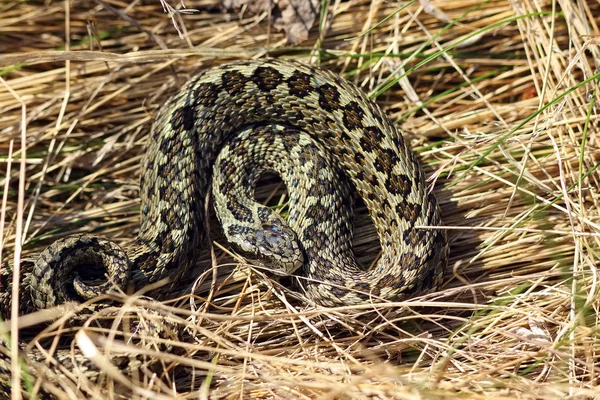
1, 0, 599, 399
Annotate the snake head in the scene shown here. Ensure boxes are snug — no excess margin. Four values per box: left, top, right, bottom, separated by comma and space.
254, 221, 304, 275
226, 207, 304, 276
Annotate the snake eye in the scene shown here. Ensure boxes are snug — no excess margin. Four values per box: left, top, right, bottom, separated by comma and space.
260, 223, 288, 248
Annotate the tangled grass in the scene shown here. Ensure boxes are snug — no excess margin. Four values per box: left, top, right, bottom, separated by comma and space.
1, 0, 599, 398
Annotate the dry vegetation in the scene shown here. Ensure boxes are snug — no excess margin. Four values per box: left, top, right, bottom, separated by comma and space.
1, 0, 600, 399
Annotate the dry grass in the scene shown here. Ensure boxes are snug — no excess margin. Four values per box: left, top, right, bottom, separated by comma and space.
1, 0, 600, 399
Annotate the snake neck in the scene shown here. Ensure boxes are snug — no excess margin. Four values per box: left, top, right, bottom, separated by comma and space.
213, 125, 363, 284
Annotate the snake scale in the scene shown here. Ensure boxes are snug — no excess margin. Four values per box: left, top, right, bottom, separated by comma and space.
0, 58, 448, 395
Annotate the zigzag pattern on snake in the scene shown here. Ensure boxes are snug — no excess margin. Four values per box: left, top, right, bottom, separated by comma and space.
0, 58, 448, 396
4, 58, 447, 311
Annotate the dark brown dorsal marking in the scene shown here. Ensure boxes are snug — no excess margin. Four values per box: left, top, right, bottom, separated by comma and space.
385, 173, 412, 197
359, 130, 379, 150
170, 105, 196, 132
374, 150, 395, 173
395, 202, 422, 225
221, 70, 250, 96
342, 101, 365, 131
251, 66, 284, 92
160, 207, 184, 231
227, 199, 255, 224
193, 82, 219, 106
317, 83, 341, 111
287, 70, 313, 97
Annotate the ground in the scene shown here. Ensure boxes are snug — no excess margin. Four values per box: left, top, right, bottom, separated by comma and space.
0, 0, 599, 399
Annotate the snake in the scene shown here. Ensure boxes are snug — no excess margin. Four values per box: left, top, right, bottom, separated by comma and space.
0, 58, 448, 395
212, 124, 357, 292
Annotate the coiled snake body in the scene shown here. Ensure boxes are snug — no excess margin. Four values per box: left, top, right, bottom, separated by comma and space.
1, 58, 448, 396
3, 58, 448, 313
